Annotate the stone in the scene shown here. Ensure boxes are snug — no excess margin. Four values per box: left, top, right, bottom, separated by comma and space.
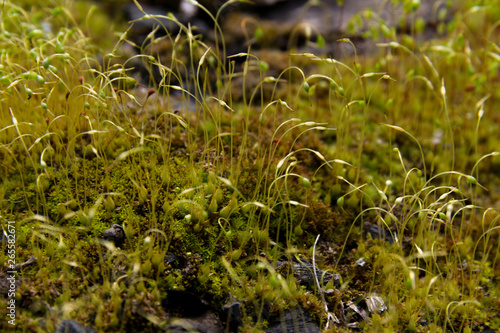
363, 222, 397, 244
123, 0, 449, 53
222, 299, 243, 333
266, 306, 320, 333
100, 224, 125, 247
276, 257, 337, 287
55, 320, 97, 333
162, 290, 224, 333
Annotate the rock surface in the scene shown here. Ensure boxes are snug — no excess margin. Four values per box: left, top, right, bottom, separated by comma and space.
276, 257, 340, 287
363, 222, 397, 243
55, 320, 97, 333
124, 0, 450, 54
221, 299, 244, 333
100, 224, 125, 247
266, 306, 320, 333
162, 290, 225, 333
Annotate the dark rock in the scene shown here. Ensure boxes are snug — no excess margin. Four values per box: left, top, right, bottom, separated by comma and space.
162, 290, 224, 333
266, 306, 320, 333
165, 252, 184, 266
211, 0, 450, 54
122, 0, 450, 55
251, 0, 289, 5
100, 224, 125, 247
137, 0, 181, 11
163, 290, 209, 318
276, 257, 338, 287
55, 320, 97, 333
222, 299, 243, 333
166, 311, 224, 333
363, 222, 397, 244
125, 1, 207, 44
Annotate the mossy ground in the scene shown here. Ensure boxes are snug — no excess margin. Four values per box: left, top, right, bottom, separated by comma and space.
1, 0, 500, 332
